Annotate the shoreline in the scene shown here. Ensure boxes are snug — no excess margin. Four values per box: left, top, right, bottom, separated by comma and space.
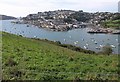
3, 31, 119, 55
12, 20, 120, 34
87, 27, 120, 34
22, 20, 87, 32
2, 19, 120, 54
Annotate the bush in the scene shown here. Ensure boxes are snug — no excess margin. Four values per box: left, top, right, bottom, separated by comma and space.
5, 58, 17, 66
9, 67, 24, 79
102, 45, 113, 55
55, 41, 61, 45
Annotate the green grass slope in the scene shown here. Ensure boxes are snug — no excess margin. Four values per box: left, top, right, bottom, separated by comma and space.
102, 20, 120, 29
2, 32, 118, 80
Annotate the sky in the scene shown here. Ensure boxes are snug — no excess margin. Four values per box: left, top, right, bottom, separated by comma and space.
0, 0, 119, 17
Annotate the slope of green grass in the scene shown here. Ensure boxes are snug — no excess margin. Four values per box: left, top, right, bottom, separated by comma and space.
102, 20, 120, 29
2, 32, 119, 80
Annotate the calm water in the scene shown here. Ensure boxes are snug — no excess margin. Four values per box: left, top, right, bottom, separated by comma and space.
1, 20, 120, 54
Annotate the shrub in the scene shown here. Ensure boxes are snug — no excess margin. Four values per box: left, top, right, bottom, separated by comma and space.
55, 41, 61, 45
5, 58, 17, 66
9, 67, 24, 79
102, 45, 113, 55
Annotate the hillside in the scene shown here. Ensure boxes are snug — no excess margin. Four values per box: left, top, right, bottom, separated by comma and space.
101, 14, 120, 29
2, 32, 119, 80
0, 15, 16, 20
102, 20, 120, 29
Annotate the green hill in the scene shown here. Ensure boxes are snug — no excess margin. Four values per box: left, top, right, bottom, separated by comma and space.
2, 32, 119, 80
102, 20, 120, 29
101, 14, 120, 30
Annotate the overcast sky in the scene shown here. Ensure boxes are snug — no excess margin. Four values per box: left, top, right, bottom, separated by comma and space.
0, 0, 119, 17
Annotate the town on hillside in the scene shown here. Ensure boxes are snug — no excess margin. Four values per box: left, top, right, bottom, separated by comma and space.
14, 10, 120, 34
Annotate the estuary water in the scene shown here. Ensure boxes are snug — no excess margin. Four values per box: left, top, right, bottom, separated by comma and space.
1, 20, 120, 54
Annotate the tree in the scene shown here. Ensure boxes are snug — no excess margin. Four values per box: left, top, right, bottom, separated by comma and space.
63, 18, 73, 23
102, 45, 113, 55
69, 12, 90, 22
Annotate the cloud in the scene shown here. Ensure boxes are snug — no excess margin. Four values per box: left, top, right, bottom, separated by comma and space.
0, 0, 119, 17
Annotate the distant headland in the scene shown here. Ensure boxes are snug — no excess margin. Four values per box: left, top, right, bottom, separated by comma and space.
0, 15, 16, 20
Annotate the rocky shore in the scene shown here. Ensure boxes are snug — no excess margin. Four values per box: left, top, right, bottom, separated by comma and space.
87, 27, 120, 34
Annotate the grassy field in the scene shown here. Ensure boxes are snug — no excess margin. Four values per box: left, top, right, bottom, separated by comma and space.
2, 32, 119, 80
102, 20, 120, 29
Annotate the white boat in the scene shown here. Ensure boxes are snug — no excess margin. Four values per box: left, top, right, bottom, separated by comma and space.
96, 47, 100, 50
94, 41, 97, 44
64, 39, 66, 41
100, 45, 104, 47
110, 45, 116, 48
84, 46, 88, 49
34, 36, 37, 38
86, 43, 89, 46
92, 39, 95, 41
74, 42, 77, 45
82, 39, 84, 41
76, 41, 79, 43
116, 39, 118, 41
